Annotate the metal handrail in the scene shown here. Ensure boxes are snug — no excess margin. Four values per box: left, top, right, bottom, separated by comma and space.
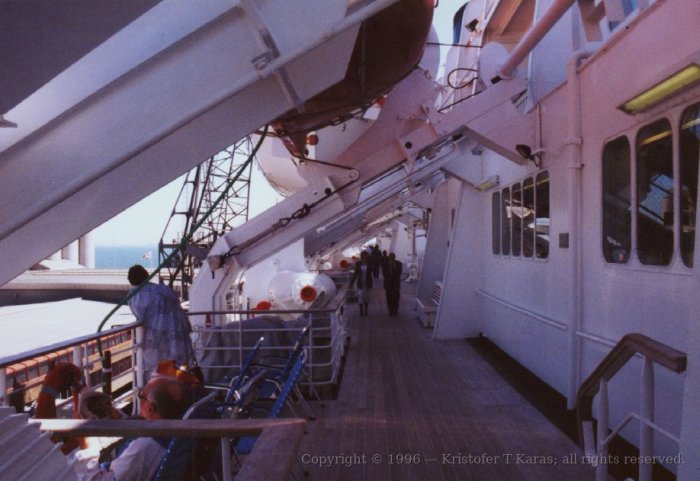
0, 322, 141, 369
575, 332, 686, 481
576, 332, 686, 439
0, 322, 143, 408
187, 296, 344, 317
190, 298, 346, 389
35, 417, 307, 481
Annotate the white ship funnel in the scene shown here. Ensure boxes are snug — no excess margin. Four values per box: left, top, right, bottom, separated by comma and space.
268, 271, 336, 310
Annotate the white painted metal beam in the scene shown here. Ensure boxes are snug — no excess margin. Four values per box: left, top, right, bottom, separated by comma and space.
0, 0, 399, 287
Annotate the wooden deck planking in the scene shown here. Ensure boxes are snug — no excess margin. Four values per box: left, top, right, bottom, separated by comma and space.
297, 285, 598, 481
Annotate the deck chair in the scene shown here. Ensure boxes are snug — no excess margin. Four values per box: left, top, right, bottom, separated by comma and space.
226, 369, 269, 420
235, 349, 308, 456
223, 336, 266, 404
152, 392, 222, 481
204, 336, 265, 404
254, 326, 317, 419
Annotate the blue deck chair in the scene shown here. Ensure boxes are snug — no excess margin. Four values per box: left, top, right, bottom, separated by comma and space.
257, 327, 309, 381
215, 336, 266, 404
235, 349, 308, 455
254, 326, 316, 419
228, 368, 269, 419
152, 392, 221, 481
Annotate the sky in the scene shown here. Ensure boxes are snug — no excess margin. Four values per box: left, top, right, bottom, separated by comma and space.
92, 159, 282, 246
92, 1, 463, 247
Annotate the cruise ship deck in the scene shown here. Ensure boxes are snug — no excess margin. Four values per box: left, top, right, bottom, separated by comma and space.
298, 285, 598, 481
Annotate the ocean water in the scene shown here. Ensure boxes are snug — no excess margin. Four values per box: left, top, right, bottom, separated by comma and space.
95, 245, 159, 269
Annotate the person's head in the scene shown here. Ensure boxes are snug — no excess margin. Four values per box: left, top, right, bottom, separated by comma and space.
138, 376, 190, 420
79, 389, 121, 420
389, 252, 396, 261
127, 264, 149, 286
382, 250, 387, 256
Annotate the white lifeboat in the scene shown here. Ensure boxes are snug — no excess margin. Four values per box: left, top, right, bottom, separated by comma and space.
268, 271, 336, 310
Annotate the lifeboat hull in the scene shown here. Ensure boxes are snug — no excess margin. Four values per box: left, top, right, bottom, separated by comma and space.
270, 0, 434, 156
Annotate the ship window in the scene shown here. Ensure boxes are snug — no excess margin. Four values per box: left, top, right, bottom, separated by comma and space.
511, 182, 522, 256
492, 191, 501, 255
535, 172, 550, 258
492, 173, 548, 258
680, 102, 700, 267
636, 118, 673, 266
522, 177, 535, 257
501, 187, 511, 256
602, 136, 632, 263
491, 172, 549, 259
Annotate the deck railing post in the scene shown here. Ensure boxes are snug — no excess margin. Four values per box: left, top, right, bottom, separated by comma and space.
72, 344, 85, 389
308, 313, 315, 383
238, 317, 243, 371
596, 379, 609, 481
72, 345, 83, 369
639, 357, 655, 481
0, 368, 7, 407
103, 350, 113, 396
135, 325, 145, 391
221, 437, 232, 481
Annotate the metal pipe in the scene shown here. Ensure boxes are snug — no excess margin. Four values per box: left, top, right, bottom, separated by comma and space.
135, 326, 145, 391
596, 379, 609, 481
221, 437, 233, 481
566, 48, 594, 409
103, 350, 113, 396
494, 0, 577, 82
72, 345, 83, 370
639, 357, 655, 481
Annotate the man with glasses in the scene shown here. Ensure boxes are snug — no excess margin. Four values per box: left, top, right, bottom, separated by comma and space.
87, 377, 191, 481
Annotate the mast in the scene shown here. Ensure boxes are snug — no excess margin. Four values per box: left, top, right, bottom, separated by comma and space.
158, 137, 254, 300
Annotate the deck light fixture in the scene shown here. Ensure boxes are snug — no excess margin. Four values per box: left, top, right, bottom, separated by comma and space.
515, 144, 543, 167
619, 64, 700, 114
476, 175, 499, 191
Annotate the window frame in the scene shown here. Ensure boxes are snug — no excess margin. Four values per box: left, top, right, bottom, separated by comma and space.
600, 104, 700, 270
491, 172, 549, 261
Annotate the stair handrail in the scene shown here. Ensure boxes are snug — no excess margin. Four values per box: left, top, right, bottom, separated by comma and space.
575, 332, 686, 447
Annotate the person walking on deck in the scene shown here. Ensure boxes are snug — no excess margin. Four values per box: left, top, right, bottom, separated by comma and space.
351, 251, 373, 316
382, 252, 402, 316
371, 245, 382, 279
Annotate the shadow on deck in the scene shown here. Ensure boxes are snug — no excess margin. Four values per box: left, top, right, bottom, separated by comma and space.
297, 283, 598, 481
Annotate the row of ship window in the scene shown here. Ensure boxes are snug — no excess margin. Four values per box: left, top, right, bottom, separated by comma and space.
491, 101, 700, 268
602, 102, 698, 268
491, 171, 550, 259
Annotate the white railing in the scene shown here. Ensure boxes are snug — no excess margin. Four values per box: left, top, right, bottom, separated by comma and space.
576, 333, 686, 481
0, 322, 143, 410
188, 294, 347, 390
0, 291, 348, 412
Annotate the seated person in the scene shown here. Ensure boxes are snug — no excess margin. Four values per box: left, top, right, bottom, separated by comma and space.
34, 362, 86, 454
71, 390, 124, 478
79, 390, 123, 421
85, 376, 192, 481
